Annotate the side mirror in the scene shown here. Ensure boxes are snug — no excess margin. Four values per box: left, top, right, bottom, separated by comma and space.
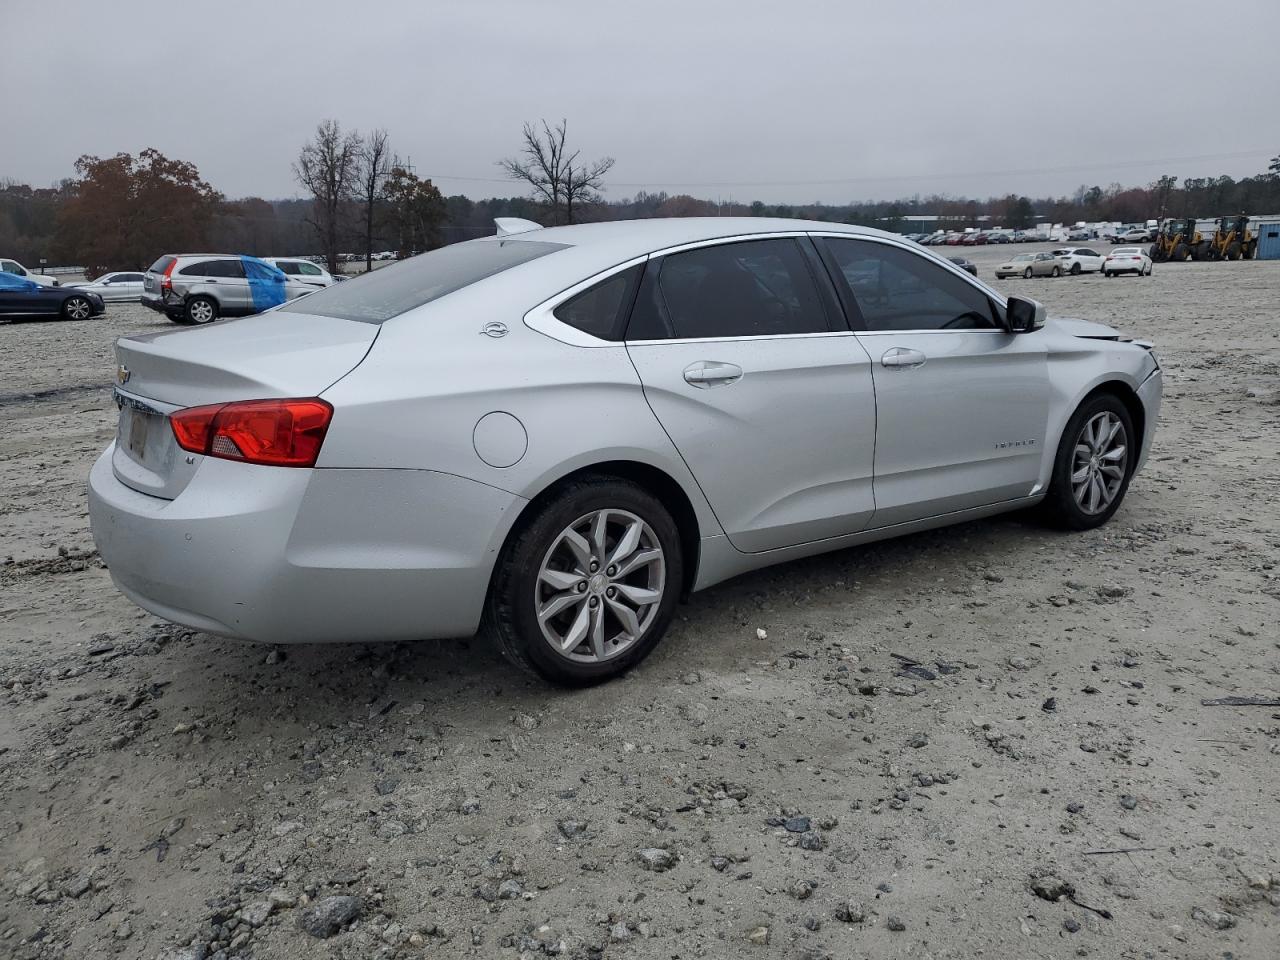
1005, 295, 1045, 334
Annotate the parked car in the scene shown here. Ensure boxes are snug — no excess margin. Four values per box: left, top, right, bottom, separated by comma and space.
141, 254, 318, 324
1103, 247, 1153, 277
995, 253, 1039, 279
987, 232, 1012, 244
1024, 252, 1064, 277
1, 257, 59, 288
0, 272, 104, 320
1052, 247, 1106, 275
89, 218, 1162, 685
1067, 228, 1095, 241
262, 257, 338, 290
1120, 226, 1152, 243
947, 256, 978, 275
67, 271, 146, 302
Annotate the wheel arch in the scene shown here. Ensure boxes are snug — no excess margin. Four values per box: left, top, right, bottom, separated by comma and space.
1070, 380, 1146, 477
497, 459, 703, 598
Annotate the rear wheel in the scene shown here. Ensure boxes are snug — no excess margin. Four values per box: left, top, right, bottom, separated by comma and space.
185, 296, 218, 325
1226, 241, 1241, 261
61, 296, 92, 321
1051, 265, 1061, 277
485, 476, 683, 686
1023, 267, 1032, 279
1070, 262, 1082, 275
1172, 242, 1188, 261
1041, 394, 1135, 531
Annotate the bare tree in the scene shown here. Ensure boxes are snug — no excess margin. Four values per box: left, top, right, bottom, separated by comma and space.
293, 120, 361, 274
499, 120, 614, 225
357, 129, 392, 272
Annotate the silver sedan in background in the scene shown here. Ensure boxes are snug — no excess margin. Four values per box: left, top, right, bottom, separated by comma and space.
88, 218, 1162, 685
67, 271, 146, 302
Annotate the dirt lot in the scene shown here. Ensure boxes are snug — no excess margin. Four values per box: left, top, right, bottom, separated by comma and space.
2, 244, 1278, 960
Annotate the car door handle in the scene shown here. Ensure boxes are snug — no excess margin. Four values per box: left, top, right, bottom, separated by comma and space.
881, 347, 927, 369
683, 361, 743, 387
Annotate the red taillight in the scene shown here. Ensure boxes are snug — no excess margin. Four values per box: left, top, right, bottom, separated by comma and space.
161, 258, 176, 293
170, 398, 333, 467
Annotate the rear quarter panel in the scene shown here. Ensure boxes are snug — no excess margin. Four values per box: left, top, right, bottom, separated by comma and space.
316, 281, 724, 539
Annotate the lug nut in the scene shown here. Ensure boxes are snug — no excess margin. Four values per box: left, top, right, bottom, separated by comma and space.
606, 586, 617, 599
577, 581, 588, 593
588, 596, 599, 608
606, 565, 617, 577
589, 560, 599, 572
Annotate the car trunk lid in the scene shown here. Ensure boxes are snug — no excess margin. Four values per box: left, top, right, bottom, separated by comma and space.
111, 311, 376, 499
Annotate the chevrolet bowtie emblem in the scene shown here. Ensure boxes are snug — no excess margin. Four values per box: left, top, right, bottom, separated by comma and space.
117, 364, 130, 384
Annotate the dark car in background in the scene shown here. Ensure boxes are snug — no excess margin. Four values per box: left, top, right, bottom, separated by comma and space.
0, 273, 104, 321
947, 256, 978, 275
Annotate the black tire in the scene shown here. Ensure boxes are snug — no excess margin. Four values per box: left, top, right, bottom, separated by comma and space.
184, 296, 218, 325
1172, 242, 1188, 261
484, 475, 684, 686
1051, 265, 1061, 277
1070, 262, 1082, 275
61, 295, 93, 321
1226, 241, 1241, 261
1104, 271, 1112, 278
1041, 393, 1136, 531
1023, 267, 1032, 279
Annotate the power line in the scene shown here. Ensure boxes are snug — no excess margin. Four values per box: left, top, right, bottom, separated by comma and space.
420, 147, 1274, 191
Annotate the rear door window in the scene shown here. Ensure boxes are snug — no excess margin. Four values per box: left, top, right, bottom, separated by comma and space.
204, 259, 246, 279
280, 238, 566, 324
627, 238, 831, 340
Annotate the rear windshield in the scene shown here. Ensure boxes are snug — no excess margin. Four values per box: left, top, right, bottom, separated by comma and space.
148, 256, 175, 274
279, 239, 567, 324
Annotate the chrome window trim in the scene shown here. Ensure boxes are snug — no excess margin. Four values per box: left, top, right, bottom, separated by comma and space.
523, 254, 650, 347
524, 228, 1012, 347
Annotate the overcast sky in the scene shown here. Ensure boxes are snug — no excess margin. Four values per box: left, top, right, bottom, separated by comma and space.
4, 1, 1277, 205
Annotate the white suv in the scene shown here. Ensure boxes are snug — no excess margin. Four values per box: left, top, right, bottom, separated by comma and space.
1, 257, 59, 288
1051, 247, 1106, 275
263, 257, 338, 290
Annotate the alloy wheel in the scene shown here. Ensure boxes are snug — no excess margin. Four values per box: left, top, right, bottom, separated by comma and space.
65, 298, 90, 320
535, 509, 665, 663
1070, 411, 1128, 515
190, 300, 215, 323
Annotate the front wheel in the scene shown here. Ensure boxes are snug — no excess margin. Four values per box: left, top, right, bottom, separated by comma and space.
1051, 265, 1061, 277
61, 296, 92, 321
1023, 267, 1032, 279
485, 476, 684, 685
1041, 395, 1135, 531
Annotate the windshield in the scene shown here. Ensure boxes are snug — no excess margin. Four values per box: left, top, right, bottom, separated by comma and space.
279, 238, 567, 324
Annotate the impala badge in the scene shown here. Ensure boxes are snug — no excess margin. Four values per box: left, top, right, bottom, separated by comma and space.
480, 321, 508, 338
117, 364, 130, 384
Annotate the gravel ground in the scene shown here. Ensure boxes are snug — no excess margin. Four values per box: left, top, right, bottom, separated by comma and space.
1, 244, 1278, 959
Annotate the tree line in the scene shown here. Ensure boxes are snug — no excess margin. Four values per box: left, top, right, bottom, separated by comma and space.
3, 128, 1278, 278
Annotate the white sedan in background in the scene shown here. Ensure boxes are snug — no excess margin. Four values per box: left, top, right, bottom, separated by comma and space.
1052, 247, 1106, 275
67, 271, 146, 302
1103, 247, 1153, 278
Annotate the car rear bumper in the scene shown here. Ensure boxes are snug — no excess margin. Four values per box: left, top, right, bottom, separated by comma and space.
88, 445, 527, 643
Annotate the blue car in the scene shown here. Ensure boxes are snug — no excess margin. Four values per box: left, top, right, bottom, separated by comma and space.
0, 272, 105, 320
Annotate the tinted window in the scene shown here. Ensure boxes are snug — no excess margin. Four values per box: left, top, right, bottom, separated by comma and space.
148, 256, 175, 274
275, 261, 302, 275
298, 262, 322, 276
116, 273, 143, 282
1, 261, 20, 274
631, 238, 829, 340
1078, 249, 1099, 257
280, 238, 566, 324
205, 259, 246, 278
824, 238, 998, 331
178, 261, 209, 277
554, 265, 641, 340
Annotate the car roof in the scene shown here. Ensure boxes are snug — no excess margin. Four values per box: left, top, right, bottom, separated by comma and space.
478, 217, 927, 293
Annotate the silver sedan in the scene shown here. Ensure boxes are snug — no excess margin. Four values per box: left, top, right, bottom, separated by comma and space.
68, 271, 146, 302
88, 218, 1162, 685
